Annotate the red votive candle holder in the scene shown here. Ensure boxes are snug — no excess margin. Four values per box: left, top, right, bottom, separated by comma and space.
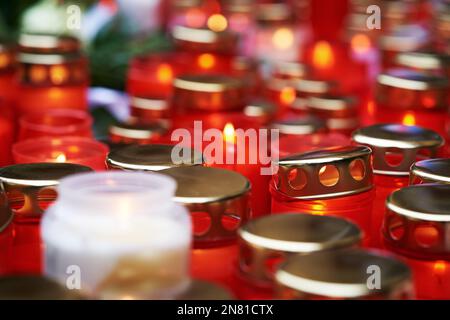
275, 248, 413, 300
375, 69, 450, 137
18, 108, 93, 141
231, 214, 362, 299
0, 192, 13, 276
352, 124, 445, 247
16, 34, 89, 116
383, 184, 450, 299
270, 146, 374, 244
161, 166, 251, 288
0, 163, 92, 274
13, 137, 109, 171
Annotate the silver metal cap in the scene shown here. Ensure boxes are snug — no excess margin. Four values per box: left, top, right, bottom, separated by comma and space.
410, 158, 450, 184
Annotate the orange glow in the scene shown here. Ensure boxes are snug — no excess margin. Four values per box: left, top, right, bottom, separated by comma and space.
207, 14, 228, 32
0, 53, 10, 69
197, 53, 216, 70
185, 8, 206, 28
367, 100, 375, 116
54, 153, 67, 162
351, 34, 371, 54
50, 65, 69, 85
48, 88, 63, 100
223, 123, 236, 144
402, 112, 416, 126
156, 63, 173, 84
422, 94, 436, 109
30, 65, 47, 83
272, 28, 294, 50
434, 260, 446, 275
312, 41, 335, 70
280, 86, 296, 105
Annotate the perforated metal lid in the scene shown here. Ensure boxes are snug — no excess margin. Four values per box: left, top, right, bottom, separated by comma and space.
410, 158, 450, 184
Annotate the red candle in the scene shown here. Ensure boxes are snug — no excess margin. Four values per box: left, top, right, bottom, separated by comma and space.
231, 214, 362, 299
383, 184, 450, 299
12, 137, 109, 171
18, 109, 93, 141
0, 163, 92, 274
15, 34, 89, 116
352, 124, 444, 247
375, 69, 450, 138
270, 146, 374, 245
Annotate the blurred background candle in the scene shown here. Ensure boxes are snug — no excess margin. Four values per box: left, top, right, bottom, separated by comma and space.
161, 166, 251, 288
0, 163, 92, 274
352, 124, 444, 247
18, 109, 93, 141
13, 137, 109, 171
15, 34, 89, 116
42, 171, 191, 299
232, 214, 362, 299
383, 184, 450, 299
270, 146, 374, 244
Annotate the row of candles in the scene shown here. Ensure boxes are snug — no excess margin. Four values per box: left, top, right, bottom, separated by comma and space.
0, 0, 449, 299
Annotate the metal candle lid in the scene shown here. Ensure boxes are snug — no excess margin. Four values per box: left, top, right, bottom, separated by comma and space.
271, 61, 309, 79
243, 99, 277, 122
377, 69, 449, 110
109, 122, 167, 141
396, 51, 450, 72
106, 144, 203, 171
275, 248, 412, 299
130, 95, 168, 112
238, 214, 362, 284
384, 184, 450, 259
0, 276, 84, 300
173, 74, 246, 111
176, 280, 234, 300
161, 166, 251, 245
352, 124, 444, 176
256, 3, 295, 24
306, 95, 357, 115
273, 146, 372, 199
410, 158, 450, 184
0, 163, 92, 218
171, 26, 239, 53
0, 192, 12, 233
272, 116, 326, 136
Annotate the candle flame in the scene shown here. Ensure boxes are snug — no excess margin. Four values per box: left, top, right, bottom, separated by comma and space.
351, 34, 371, 54
402, 112, 416, 126
280, 86, 296, 105
0, 53, 10, 69
434, 260, 446, 275
367, 100, 375, 116
223, 122, 235, 144
55, 153, 67, 163
156, 63, 173, 84
312, 41, 334, 69
50, 65, 69, 85
272, 27, 294, 50
207, 14, 228, 32
30, 65, 47, 83
198, 53, 216, 70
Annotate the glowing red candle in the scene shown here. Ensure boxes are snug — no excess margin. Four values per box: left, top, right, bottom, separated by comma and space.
16, 34, 88, 116
352, 124, 444, 247
383, 184, 450, 299
0, 163, 92, 274
270, 146, 374, 245
13, 137, 109, 171
375, 69, 449, 137
161, 166, 251, 287
18, 109, 93, 141
231, 214, 362, 299
275, 248, 413, 299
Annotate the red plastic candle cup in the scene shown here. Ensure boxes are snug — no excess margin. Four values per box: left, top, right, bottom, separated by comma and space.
305, 95, 360, 136
375, 69, 449, 137
231, 214, 362, 299
16, 34, 89, 116
383, 184, 450, 299
18, 109, 93, 141
0, 42, 17, 106
270, 146, 374, 245
0, 163, 92, 274
352, 124, 444, 247
13, 137, 109, 171
0, 192, 13, 276
161, 166, 251, 288
410, 158, 450, 185
275, 248, 413, 300
109, 121, 168, 145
